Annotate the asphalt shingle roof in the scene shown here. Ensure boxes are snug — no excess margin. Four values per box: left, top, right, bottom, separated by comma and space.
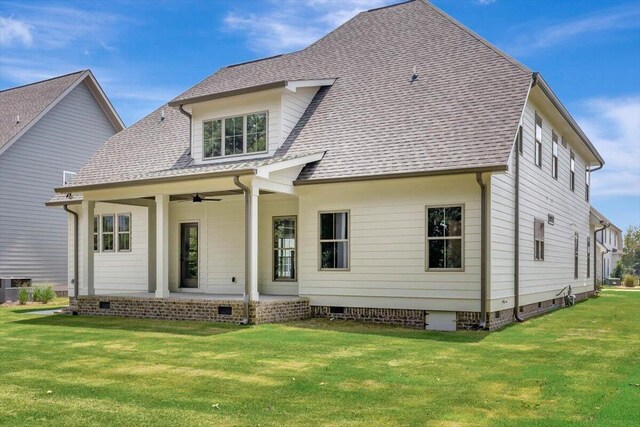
66, 0, 534, 190
0, 71, 86, 151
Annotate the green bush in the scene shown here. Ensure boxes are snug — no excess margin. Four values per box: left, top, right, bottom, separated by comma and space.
622, 275, 637, 288
612, 261, 625, 279
32, 285, 56, 304
18, 288, 29, 305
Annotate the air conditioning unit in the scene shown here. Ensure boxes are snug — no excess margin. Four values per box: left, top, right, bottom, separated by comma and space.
0, 277, 32, 303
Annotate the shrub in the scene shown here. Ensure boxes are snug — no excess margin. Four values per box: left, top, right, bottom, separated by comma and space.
612, 261, 625, 279
18, 288, 29, 305
595, 279, 604, 292
32, 285, 56, 304
622, 275, 637, 288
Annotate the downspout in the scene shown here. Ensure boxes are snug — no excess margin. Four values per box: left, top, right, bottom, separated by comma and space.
595, 221, 610, 290
233, 175, 251, 325
178, 105, 192, 156
476, 173, 488, 329
63, 205, 79, 299
513, 146, 524, 322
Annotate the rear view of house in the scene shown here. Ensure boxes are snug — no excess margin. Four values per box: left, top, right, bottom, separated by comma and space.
50, 1, 604, 330
0, 71, 123, 292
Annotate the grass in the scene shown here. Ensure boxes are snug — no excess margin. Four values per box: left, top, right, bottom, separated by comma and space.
0, 291, 638, 426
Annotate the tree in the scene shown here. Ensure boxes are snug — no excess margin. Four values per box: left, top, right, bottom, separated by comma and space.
621, 225, 640, 275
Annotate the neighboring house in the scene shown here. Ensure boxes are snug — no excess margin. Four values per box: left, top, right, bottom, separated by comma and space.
48, 0, 604, 330
590, 207, 623, 283
0, 71, 123, 291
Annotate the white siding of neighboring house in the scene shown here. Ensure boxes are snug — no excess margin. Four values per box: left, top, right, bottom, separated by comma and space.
190, 87, 319, 165
489, 98, 593, 312
0, 82, 117, 289
595, 227, 623, 280
296, 175, 482, 312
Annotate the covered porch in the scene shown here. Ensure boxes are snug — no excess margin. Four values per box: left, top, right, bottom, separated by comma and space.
67, 153, 322, 323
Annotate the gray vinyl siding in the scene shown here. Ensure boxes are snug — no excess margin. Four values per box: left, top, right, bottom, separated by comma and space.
0, 82, 117, 289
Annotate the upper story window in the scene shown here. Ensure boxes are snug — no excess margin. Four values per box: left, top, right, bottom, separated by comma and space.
585, 167, 590, 201
534, 113, 543, 168
203, 112, 267, 159
517, 125, 523, 155
551, 132, 559, 179
63, 171, 76, 186
570, 150, 576, 192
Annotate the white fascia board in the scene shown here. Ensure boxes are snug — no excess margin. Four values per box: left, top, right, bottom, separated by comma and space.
285, 79, 336, 92
255, 152, 325, 179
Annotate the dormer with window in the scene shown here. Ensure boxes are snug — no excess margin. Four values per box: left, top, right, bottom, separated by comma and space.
174, 79, 335, 165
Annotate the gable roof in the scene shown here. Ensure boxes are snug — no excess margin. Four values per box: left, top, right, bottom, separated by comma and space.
0, 70, 124, 155
61, 0, 599, 192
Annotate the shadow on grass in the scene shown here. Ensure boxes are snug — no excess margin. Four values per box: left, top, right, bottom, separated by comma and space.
12, 314, 243, 337
282, 318, 489, 343
10, 305, 67, 314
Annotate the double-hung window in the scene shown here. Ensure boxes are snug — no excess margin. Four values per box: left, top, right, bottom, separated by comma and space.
426, 206, 464, 270
203, 112, 267, 158
93, 216, 100, 251
534, 218, 545, 261
585, 167, 590, 201
517, 125, 523, 155
273, 216, 296, 280
587, 237, 591, 278
570, 150, 576, 192
574, 233, 579, 279
117, 214, 131, 251
551, 132, 559, 179
319, 211, 349, 270
534, 113, 543, 168
102, 214, 115, 252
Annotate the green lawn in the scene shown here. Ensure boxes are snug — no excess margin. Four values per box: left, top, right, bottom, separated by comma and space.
1, 291, 638, 426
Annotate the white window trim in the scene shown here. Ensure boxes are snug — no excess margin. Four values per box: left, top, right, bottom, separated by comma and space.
117, 213, 132, 252
534, 218, 545, 261
534, 112, 543, 168
318, 210, 350, 271
101, 214, 115, 252
551, 132, 559, 180
202, 111, 269, 160
273, 215, 297, 282
63, 170, 76, 186
425, 204, 465, 272
93, 215, 100, 252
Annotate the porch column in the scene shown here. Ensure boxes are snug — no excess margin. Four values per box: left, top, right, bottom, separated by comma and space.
80, 200, 95, 296
248, 185, 259, 300
155, 194, 170, 298
147, 204, 156, 292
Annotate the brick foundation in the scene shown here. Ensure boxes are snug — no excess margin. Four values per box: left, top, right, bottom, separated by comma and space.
71, 295, 310, 325
311, 306, 426, 329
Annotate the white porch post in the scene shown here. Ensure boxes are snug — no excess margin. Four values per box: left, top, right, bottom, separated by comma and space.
155, 194, 170, 298
80, 200, 95, 296
248, 184, 259, 301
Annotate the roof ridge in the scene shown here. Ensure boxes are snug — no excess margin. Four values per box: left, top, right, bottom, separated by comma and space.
366, 0, 416, 13
419, 0, 531, 75
0, 70, 87, 93
226, 54, 285, 68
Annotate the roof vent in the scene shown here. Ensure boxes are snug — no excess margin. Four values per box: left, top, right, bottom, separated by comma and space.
410, 65, 418, 83
15, 115, 20, 124
160, 109, 165, 122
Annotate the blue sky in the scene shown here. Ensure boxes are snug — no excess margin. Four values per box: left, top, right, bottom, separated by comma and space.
1, 0, 638, 231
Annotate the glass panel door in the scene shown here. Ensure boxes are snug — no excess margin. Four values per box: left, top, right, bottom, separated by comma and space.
180, 222, 198, 288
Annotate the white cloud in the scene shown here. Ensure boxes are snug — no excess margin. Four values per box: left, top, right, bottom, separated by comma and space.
576, 96, 640, 197
474, 0, 497, 5
224, 0, 390, 54
507, 4, 640, 55
0, 16, 33, 47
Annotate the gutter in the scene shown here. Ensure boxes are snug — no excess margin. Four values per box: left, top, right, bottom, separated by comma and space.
178, 105, 192, 156
513, 144, 524, 322
475, 173, 488, 329
233, 175, 251, 325
63, 205, 79, 299
597, 221, 611, 287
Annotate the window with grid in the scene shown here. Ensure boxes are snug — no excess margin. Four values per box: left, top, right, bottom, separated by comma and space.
117, 214, 131, 252
427, 206, 464, 270
535, 113, 543, 167
102, 214, 115, 252
203, 112, 267, 159
552, 131, 559, 179
570, 150, 576, 192
319, 212, 349, 270
585, 167, 590, 201
93, 216, 99, 251
273, 217, 296, 280
574, 233, 579, 279
587, 237, 591, 278
534, 218, 545, 261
